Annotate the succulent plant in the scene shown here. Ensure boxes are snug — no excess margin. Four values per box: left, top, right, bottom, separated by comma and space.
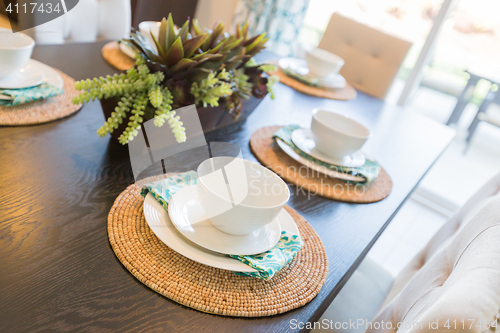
122, 14, 269, 80
72, 57, 186, 145
72, 14, 278, 144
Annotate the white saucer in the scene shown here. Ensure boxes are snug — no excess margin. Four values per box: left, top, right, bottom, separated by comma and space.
0, 59, 62, 93
291, 128, 366, 167
278, 57, 346, 89
275, 138, 364, 182
168, 186, 282, 255
0, 61, 44, 89
143, 193, 299, 272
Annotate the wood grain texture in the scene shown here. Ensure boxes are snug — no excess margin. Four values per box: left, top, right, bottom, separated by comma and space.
0, 42, 456, 333
250, 126, 392, 203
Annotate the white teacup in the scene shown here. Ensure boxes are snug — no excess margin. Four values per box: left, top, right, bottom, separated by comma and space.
138, 21, 161, 50
197, 157, 290, 235
305, 48, 344, 78
311, 109, 372, 159
0, 30, 35, 79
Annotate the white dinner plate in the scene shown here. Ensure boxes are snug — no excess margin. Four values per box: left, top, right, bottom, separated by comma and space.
143, 192, 300, 272
291, 128, 366, 167
275, 138, 364, 182
0, 59, 63, 91
278, 57, 346, 89
168, 186, 282, 255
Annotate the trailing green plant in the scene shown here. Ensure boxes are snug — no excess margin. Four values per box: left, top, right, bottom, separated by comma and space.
73, 57, 186, 144
72, 14, 278, 144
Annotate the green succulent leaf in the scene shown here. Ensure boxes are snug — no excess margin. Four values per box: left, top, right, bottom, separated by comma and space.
245, 33, 267, 53
184, 33, 209, 58
151, 31, 165, 59
177, 18, 190, 42
165, 13, 176, 50
159, 17, 168, 54
191, 18, 204, 37
165, 37, 184, 67
170, 58, 195, 72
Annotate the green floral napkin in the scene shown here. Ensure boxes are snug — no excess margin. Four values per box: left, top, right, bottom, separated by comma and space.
282, 67, 322, 88
0, 83, 64, 106
273, 125, 381, 184
141, 171, 303, 280
230, 231, 303, 280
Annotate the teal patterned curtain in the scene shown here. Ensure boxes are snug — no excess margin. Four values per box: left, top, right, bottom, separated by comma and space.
232, 0, 310, 56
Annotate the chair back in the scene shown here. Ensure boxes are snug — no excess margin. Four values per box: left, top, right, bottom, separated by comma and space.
318, 13, 411, 99
18, 0, 131, 44
370, 172, 500, 332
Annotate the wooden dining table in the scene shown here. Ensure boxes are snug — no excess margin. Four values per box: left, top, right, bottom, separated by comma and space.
0, 41, 455, 333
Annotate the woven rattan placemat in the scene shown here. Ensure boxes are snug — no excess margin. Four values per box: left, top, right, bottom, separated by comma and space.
0, 70, 82, 126
250, 126, 392, 203
102, 41, 135, 71
108, 181, 329, 317
272, 69, 357, 101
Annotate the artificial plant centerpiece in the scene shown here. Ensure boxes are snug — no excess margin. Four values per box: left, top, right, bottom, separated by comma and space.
72, 14, 278, 144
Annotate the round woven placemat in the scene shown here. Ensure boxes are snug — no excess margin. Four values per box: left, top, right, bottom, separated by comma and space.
0, 70, 82, 126
108, 181, 329, 317
102, 41, 135, 71
250, 126, 392, 203
272, 69, 357, 101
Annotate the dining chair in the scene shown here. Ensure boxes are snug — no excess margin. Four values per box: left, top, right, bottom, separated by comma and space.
466, 88, 500, 150
317, 13, 412, 100
313, 171, 500, 332
17, 0, 131, 44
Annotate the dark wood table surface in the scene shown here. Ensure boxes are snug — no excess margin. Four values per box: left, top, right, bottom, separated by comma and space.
0, 41, 455, 333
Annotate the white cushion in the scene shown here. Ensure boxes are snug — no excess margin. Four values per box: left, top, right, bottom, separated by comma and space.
315, 172, 500, 333
371, 195, 500, 332
318, 13, 412, 99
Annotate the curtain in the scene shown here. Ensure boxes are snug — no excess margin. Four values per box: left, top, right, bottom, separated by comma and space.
232, 0, 310, 56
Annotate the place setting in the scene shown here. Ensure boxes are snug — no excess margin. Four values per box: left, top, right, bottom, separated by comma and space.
250, 109, 393, 203
0, 29, 81, 126
271, 47, 357, 101
108, 151, 328, 317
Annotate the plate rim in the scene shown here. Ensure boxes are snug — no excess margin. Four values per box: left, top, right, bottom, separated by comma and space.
143, 192, 257, 272
275, 138, 365, 182
0, 59, 63, 90
168, 186, 282, 256
0, 61, 45, 89
291, 128, 366, 167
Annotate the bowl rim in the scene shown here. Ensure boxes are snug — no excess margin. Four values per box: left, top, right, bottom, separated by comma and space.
312, 108, 372, 139
197, 157, 290, 210
306, 47, 345, 65
0, 31, 34, 51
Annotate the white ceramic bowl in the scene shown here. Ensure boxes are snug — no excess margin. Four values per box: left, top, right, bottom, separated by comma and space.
197, 157, 290, 235
0, 30, 35, 78
305, 48, 344, 78
310, 109, 372, 159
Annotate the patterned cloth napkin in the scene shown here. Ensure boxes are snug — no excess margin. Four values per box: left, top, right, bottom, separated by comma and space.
281, 67, 322, 88
140, 171, 303, 280
0, 83, 64, 106
273, 125, 381, 184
